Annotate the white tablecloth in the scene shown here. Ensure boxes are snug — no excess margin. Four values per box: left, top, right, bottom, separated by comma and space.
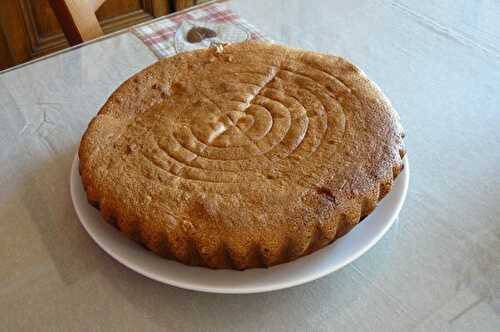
1, 0, 499, 330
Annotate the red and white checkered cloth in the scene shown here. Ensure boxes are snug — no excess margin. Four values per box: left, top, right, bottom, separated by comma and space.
133, 0, 271, 59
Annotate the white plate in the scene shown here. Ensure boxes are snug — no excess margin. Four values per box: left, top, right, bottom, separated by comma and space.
70, 154, 409, 294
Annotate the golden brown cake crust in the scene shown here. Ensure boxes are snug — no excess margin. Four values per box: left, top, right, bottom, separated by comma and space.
79, 42, 405, 269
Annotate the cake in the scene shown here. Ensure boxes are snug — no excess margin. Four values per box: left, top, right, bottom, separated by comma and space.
79, 42, 405, 269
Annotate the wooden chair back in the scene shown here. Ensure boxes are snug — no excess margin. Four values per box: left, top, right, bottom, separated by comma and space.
48, 0, 107, 46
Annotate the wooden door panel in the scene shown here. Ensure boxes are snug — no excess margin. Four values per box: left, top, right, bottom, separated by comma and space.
0, 27, 14, 70
29, 0, 61, 39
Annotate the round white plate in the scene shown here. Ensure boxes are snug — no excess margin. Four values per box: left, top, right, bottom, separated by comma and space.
71, 154, 409, 294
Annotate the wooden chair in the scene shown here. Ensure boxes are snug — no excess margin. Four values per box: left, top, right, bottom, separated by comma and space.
48, 0, 107, 46
48, 0, 173, 46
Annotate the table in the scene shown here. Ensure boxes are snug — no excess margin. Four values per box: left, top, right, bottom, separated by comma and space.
1, 0, 499, 330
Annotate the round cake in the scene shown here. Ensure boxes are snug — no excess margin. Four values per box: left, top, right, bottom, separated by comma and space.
79, 42, 405, 269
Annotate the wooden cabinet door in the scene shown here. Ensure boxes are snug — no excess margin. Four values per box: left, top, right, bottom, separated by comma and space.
0, 0, 169, 70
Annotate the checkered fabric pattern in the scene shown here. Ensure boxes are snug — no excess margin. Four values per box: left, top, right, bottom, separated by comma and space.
133, 0, 271, 58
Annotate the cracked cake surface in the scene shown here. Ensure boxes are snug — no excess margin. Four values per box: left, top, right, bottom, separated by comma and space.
79, 42, 405, 269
